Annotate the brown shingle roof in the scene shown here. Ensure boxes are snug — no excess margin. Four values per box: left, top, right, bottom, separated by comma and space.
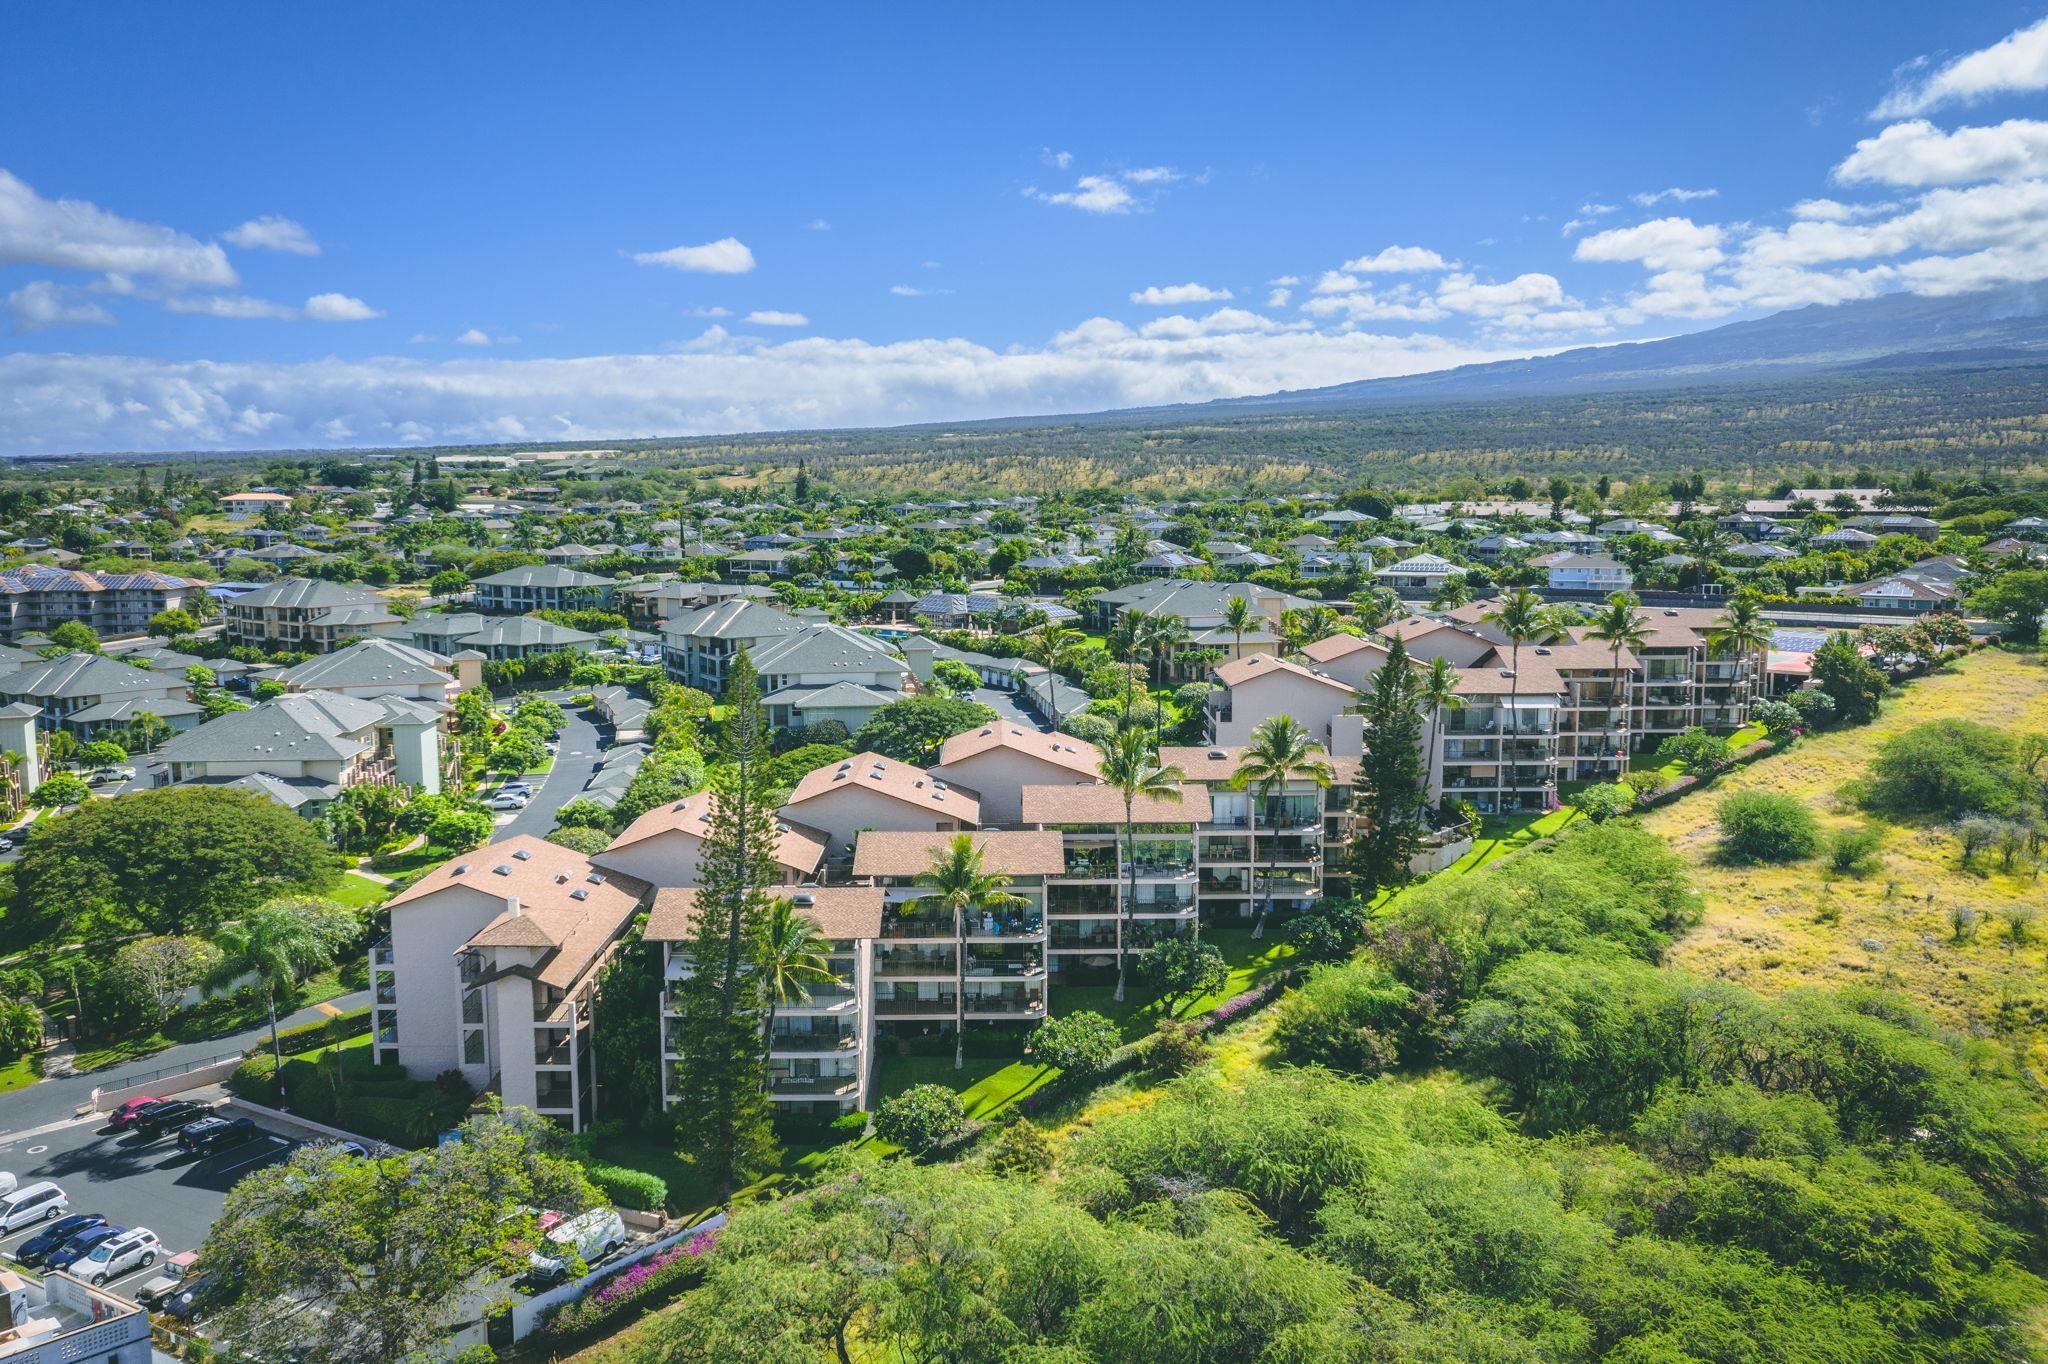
783, 751, 981, 823
603, 790, 828, 872
1018, 782, 1211, 825
935, 724, 1102, 778
1158, 745, 1359, 785
645, 885, 885, 942
1212, 652, 1355, 693
1298, 634, 1389, 665
852, 829, 1065, 878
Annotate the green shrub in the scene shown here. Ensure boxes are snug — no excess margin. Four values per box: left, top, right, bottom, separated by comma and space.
1827, 825, 1885, 877
1716, 790, 1822, 864
1862, 719, 2023, 818
875, 1084, 967, 1154
267, 1006, 371, 1058
586, 1161, 669, 1210
1268, 961, 1413, 1075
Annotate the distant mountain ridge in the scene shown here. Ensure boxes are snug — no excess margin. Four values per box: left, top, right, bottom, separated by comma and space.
1182, 287, 2048, 413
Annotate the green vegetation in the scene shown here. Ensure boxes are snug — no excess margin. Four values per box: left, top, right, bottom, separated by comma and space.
1715, 789, 1823, 863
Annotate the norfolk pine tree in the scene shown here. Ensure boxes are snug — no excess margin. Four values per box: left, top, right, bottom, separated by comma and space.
672, 648, 781, 1194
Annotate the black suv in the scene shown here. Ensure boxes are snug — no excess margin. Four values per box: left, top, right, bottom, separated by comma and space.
176, 1116, 258, 1155
131, 1099, 211, 1139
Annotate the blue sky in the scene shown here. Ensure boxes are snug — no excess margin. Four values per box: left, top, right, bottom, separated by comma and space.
5, 3, 2048, 452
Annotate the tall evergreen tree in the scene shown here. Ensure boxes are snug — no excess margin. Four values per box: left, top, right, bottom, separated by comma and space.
1351, 638, 1427, 898
671, 648, 781, 1194
793, 459, 810, 503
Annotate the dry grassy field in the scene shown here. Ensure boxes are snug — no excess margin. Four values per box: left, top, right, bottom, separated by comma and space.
1647, 648, 2048, 1074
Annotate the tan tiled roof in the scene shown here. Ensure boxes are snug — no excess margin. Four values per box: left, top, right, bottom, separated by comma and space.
1453, 661, 1567, 696
1298, 634, 1390, 665
1212, 652, 1355, 693
1160, 745, 1358, 785
1018, 782, 1211, 825
645, 885, 885, 942
851, 829, 1065, 878
936, 724, 1102, 778
783, 751, 981, 823
602, 790, 829, 872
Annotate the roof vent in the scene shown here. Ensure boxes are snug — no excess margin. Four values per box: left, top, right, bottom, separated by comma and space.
1534, 646, 1551, 656
586, 873, 606, 885
792, 893, 816, 906
570, 888, 589, 900
1664, 609, 1679, 617
513, 848, 532, 859
453, 863, 471, 875
492, 863, 513, 876
1208, 750, 1227, 760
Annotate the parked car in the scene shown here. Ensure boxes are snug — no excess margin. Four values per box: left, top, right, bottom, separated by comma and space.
107, 1097, 167, 1129
525, 1207, 626, 1287
0, 1171, 15, 1199
131, 1099, 211, 1139
176, 1116, 258, 1155
0, 832, 18, 853
0, 1182, 68, 1232
87, 767, 136, 785
75, 1227, 159, 1285
498, 781, 535, 796
543, 740, 560, 755
161, 1272, 218, 1323
45, 1223, 123, 1273
489, 792, 529, 810
16, 1213, 107, 1266
136, 1250, 199, 1307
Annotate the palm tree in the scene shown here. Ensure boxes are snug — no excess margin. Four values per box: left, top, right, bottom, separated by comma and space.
910, 834, 1031, 1067
1107, 614, 1149, 725
1709, 591, 1773, 716
1482, 587, 1548, 809
1353, 587, 1402, 634
1429, 573, 1475, 611
1585, 591, 1650, 772
203, 896, 354, 1083
1145, 615, 1190, 689
1231, 715, 1332, 939
1221, 594, 1256, 661
1679, 521, 1730, 589
761, 897, 838, 1064
1098, 728, 1185, 1001
1418, 656, 1463, 799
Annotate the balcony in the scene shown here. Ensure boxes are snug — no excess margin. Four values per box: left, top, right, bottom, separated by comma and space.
961, 990, 1045, 1017
879, 912, 956, 941
963, 952, 1044, 979
770, 1074, 861, 1097
1048, 887, 1118, 917
1062, 849, 1121, 878
964, 910, 1044, 939
1444, 714, 1500, 735
1050, 924, 1118, 949
1199, 869, 1250, 895
1199, 835, 1251, 861
370, 938, 394, 968
1442, 739, 1496, 761
375, 981, 397, 1006
535, 1081, 576, 1112
875, 949, 957, 977
1645, 687, 1692, 706
874, 994, 958, 1016
782, 988, 859, 1014
768, 1029, 860, 1053
534, 1029, 574, 1066
1127, 920, 1194, 949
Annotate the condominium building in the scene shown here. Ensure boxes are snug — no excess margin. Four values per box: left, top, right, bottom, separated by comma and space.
0, 1269, 152, 1363
593, 790, 829, 887
645, 885, 882, 1116
780, 752, 980, 863
0, 566, 208, 643
222, 578, 400, 653
1162, 747, 1355, 922
658, 599, 805, 692
151, 690, 449, 809
929, 723, 1101, 825
372, 837, 647, 1132
470, 565, 613, 615
1436, 665, 1565, 815
1017, 782, 1211, 983
853, 830, 1060, 1037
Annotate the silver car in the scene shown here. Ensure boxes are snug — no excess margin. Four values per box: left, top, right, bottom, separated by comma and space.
76, 1227, 160, 1285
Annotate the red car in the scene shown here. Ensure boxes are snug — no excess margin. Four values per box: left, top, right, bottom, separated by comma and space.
107, 1097, 166, 1129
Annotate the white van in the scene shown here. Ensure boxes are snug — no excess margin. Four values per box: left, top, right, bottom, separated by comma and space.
527, 1207, 626, 1284
0, 1182, 68, 1232
0, 1171, 17, 1199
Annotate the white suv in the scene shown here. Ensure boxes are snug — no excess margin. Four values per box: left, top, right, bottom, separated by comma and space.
77, 1227, 160, 1285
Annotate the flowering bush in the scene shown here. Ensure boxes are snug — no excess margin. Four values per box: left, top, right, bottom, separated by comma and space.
535, 1229, 718, 1343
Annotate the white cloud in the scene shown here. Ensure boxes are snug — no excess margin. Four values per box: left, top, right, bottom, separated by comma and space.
303, 292, 382, 322
1575, 216, 1727, 272
1299, 288, 1448, 323
1266, 287, 1292, 308
1026, 175, 1136, 214
687, 305, 732, 318
1312, 270, 1361, 294
1267, 275, 1301, 287
1875, 15, 2048, 117
1041, 148, 1074, 169
1835, 118, 2048, 186
807, 218, 832, 231
1130, 282, 1233, 305
1630, 187, 1719, 206
746, 310, 809, 327
1122, 166, 1181, 185
408, 333, 436, 344
1560, 202, 1618, 236
456, 328, 492, 346
7, 280, 112, 333
890, 284, 954, 297
1340, 245, 1449, 273
0, 321, 1557, 455
630, 237, 756, 273
223, 215, 320, 255
0, 168, 235, 286
164, 293, 298, 320
1792, 197, 1899, 221
1434, 272, 1570, 318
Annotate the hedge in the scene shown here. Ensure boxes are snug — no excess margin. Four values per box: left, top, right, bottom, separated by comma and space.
261, 1006, 371, 1059
229, 1047, 469, 1148
585, 1162, 668, 1211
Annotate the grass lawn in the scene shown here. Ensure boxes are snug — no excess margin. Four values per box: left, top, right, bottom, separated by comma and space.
324, 873, 392, 910
869, 925, 1298, 1124
66, 958, 370, 1074
588, 1133, 836, 1224
1644, 650, 2048, 1075
1629, 721, 1769, 780
0, 1052, 39, 1095
367, 843, 448, 879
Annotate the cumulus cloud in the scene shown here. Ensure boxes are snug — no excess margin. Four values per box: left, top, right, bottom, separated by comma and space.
1630, 187, 1719, 206
1835, 118, 2048, 186
1574, 216, 1727, 272
1265, 287, 1293, 308
302, 292, 382, 322
1792, 197, 1900, 221
7, 280, 112, 333
1340, 245, 1449, 273
1130, 282, 1233, 305
456, 328, 492, 346
1560, 202, 1618, 236
1876, 14, 2048, 117
1312, 270, 1361, 295
163, 293, 298, 320
746, 310, 809, 327
224, 215, 320, 255
630, 237, 756, 273
1026, 165, 1184, 214
1433, 271, 1570, 317
0, 168, 235, 287
0, 322, 1557, 455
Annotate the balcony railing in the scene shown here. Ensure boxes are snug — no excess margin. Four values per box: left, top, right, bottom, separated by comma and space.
964, 911, 1044, 938
1199, 871, 1250, 895
1062, 851, 1121, 878
770, 1075, 860, 1097
1050, 926, 1118, 949
875, 951, 957, 977
874, 995, 957, 1016
768, 1030, 860, 1053
370, 939, 394, 968
879, 913, 956, 940
961, 992, 1045, 1016
963, 958, 1044, 979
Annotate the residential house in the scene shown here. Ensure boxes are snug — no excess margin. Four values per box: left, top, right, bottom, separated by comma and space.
393, 612, 601, 660
150, 689, 448, 809
471, 565, 612, 615
1374, 553, 1463, 594
275, 638, 464, 702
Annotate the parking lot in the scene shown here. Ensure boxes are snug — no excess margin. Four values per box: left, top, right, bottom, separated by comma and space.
0, 1101, 302, 1293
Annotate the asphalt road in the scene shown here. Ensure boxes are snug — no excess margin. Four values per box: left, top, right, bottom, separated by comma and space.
0, 991, 370, 1136
490, 694, 611, 841
0, 1108, 298, 1288
971, 686, 1050, 733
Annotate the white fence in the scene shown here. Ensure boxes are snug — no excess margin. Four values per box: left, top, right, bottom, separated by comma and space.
85, 1053, 245, 1114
